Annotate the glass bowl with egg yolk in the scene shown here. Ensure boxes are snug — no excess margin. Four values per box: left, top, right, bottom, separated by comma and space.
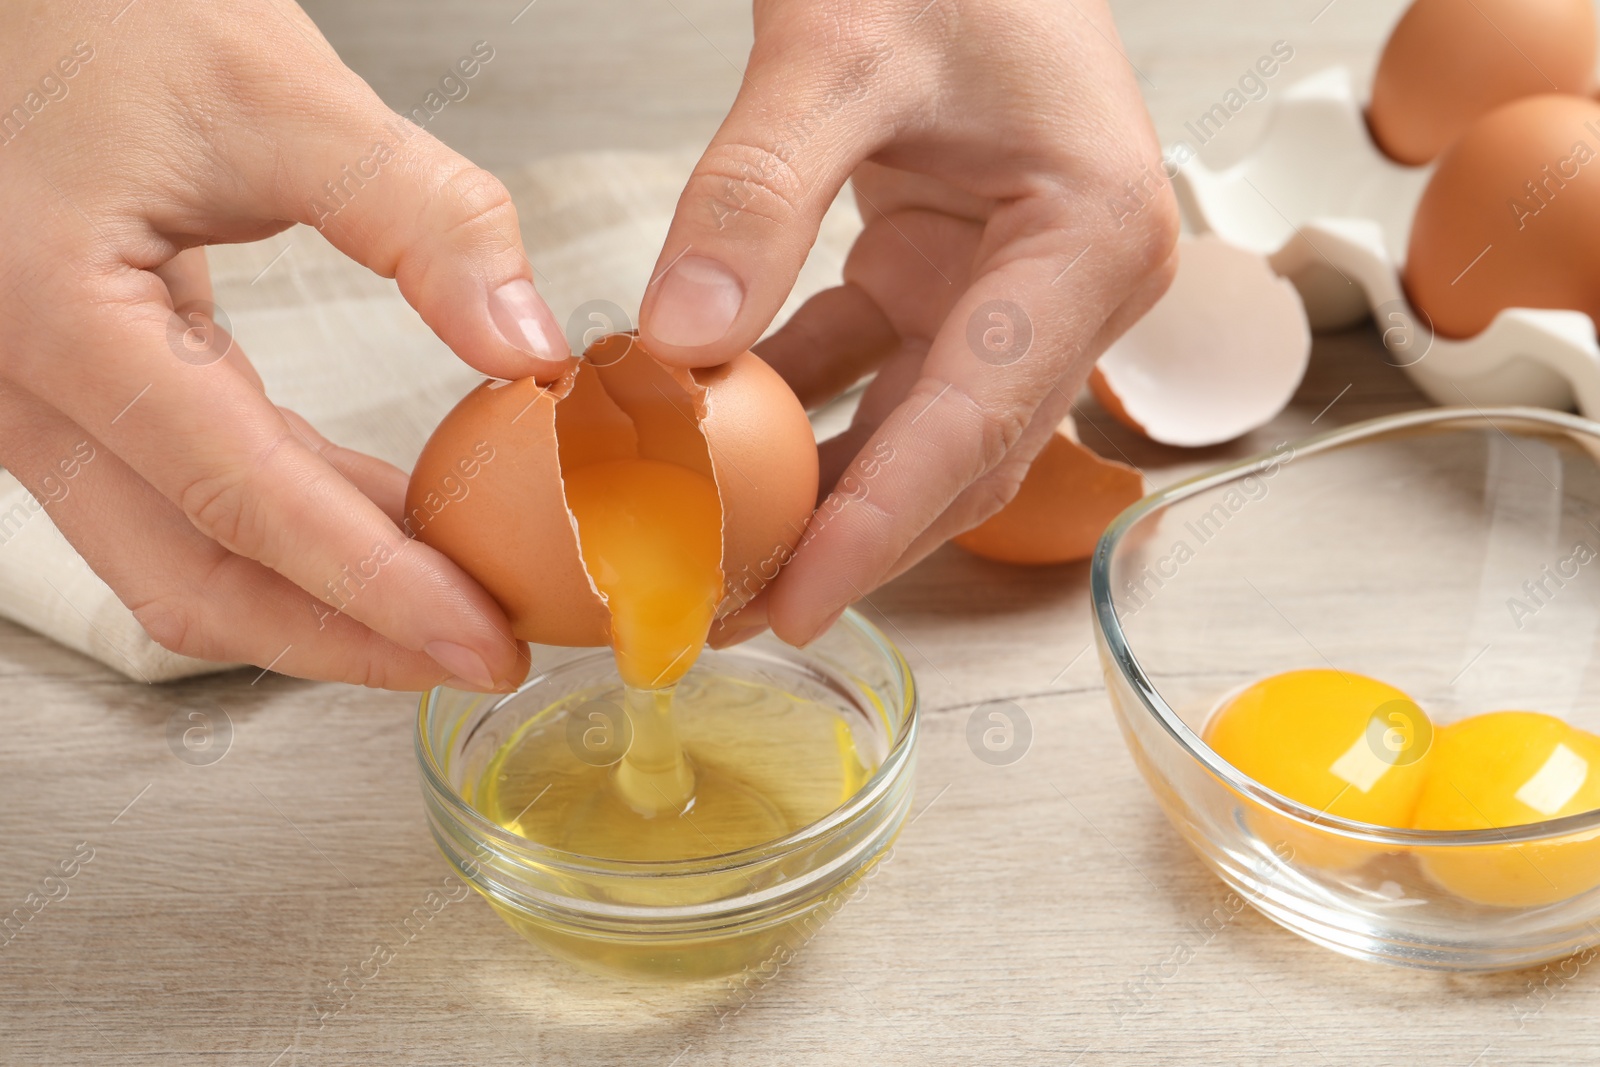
1094, 406, 1600, 972
417, 608, 917, 981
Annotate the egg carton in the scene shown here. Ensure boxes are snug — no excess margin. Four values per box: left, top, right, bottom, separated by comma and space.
1173, 65, 1600, 416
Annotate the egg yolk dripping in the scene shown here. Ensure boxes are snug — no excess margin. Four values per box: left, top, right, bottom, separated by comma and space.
561, 459, 723, 690
561, 457, 724, 814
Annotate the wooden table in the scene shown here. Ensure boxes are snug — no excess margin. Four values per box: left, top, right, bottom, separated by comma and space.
8, 1, 1596, 1063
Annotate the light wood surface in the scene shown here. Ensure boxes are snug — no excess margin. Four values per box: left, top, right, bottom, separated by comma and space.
11, 1, 1600, 1064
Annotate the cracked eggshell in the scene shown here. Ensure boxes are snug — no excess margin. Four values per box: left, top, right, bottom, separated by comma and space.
405, 336, 818, 648
686, 350, 822, 603
1088, 235, 1310, 448
407, 375, 610, 646
953, 420, 1144, 566
1173, 65, 1600, 418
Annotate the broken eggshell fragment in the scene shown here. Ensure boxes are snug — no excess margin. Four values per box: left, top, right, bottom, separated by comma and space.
405, 333, 818, 648
1089, 235, 1311, 448
953, 419, 1145, 566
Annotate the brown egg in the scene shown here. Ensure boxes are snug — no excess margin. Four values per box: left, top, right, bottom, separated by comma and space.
1368, 0, 1596, 165
405, 334, 818, 647
953, 419, 1145, 566
1405, 95, 1600, 339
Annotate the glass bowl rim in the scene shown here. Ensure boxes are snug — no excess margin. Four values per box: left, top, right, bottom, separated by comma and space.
415, 606, 918, 874
1090, 404, 1600, 849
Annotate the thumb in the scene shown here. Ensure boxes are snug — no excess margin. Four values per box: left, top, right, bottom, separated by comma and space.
638, 43, 893, 367
268, 94, 571, 382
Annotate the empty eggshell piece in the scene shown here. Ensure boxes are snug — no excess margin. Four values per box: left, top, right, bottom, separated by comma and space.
1405, 95, 1600, 340
1089, 235, 1310, 448
1368, 0, 1596, 166
405, 335, 818, 648
953, 419, 1145, 566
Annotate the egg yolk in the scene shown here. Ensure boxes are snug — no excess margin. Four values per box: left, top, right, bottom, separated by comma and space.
560, 458, 723, 691
1413, 711, 1600, 907
1205, 669, 1434, 848
1207, 669, 1600, 902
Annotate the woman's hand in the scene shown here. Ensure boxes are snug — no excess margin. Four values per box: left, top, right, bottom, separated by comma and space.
0, 0, 571, 690
639, 0, 1179, 647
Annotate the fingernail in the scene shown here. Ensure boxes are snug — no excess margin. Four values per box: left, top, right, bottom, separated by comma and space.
489, 279, 570, 370
426, 640, 497, 690
443, 675, 504, 694
648, 255, 744, 348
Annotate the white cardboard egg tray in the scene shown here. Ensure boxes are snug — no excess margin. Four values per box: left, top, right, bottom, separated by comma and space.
1174, 66, 1600, 416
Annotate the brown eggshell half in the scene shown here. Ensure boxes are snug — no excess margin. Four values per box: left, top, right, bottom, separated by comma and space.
1368, 0, 1596, 166
690, 351, 820, 612
953, 420, 1145, 566
406, 376, 613, 647
406, 335, 818, 648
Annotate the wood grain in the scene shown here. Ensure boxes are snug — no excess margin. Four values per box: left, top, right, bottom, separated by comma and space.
8, 1, 1598, 1064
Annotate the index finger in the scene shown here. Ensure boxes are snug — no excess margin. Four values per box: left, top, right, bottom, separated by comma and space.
23, 270, 525, 689
765, 193, 1177, 646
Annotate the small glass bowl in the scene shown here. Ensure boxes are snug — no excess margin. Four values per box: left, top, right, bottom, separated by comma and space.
1093, 407, 1600, 972
416, 609, 917, 981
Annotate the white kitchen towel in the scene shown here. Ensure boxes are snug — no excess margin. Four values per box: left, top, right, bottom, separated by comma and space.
0, 149, 863, 682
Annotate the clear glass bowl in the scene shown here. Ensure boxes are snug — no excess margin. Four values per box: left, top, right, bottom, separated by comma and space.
416, 609, 917, 981
1093, 407, 1600, 972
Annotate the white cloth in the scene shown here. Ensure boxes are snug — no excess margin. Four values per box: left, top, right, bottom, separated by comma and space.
0, 150, 862, 682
